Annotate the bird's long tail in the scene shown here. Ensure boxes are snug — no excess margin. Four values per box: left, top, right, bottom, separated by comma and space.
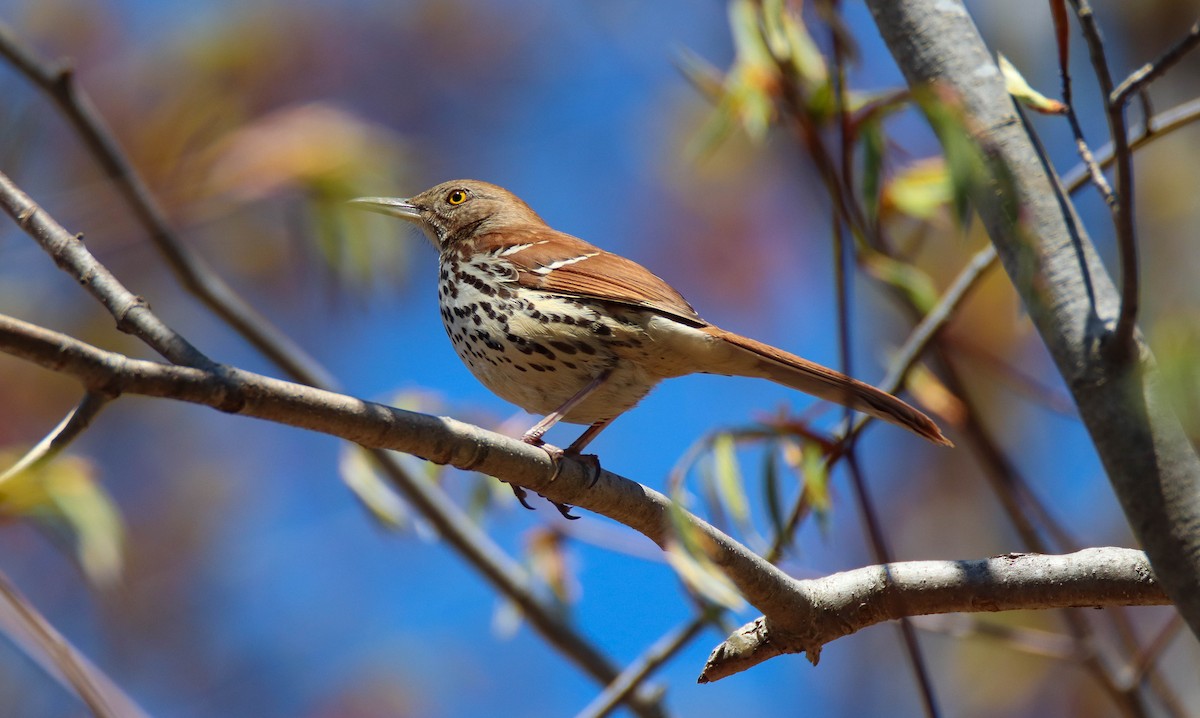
700, 326, 952, 446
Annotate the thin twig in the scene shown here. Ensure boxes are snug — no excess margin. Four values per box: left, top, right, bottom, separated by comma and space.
1062, 97, 1200, 193
0, 22, 335, 387
0, 569, 150, 718
825, 6, 936, 711
1110, 20, 1200, 106
574, 614, 712, 718
850, 243, 997, 442
0, 391, 110, 486
1068, 0, 1139, 360
1058, 39, 1117, 208
1124, 613, 1185, 687
944, 338, 1078, 417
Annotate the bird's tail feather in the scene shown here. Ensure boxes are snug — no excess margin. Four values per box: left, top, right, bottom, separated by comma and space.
701, 326, 952, 446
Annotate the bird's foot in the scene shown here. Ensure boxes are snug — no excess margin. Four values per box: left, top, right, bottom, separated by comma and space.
507, 483, 537, 511
518, 437, 583, 520
573, 453, 603, 489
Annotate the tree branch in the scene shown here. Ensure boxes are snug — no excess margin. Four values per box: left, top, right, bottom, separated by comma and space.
0, 312, 807, 608
0, 391, 109, 486
0, 167, 665, 717
0, 568, 150, 718
1110, 19, 1200, 107
0, 21, 334, 387
1067, 0, 1140, 359
0, 316, 1173, 682
866, 0, 1200, 643
699, 547, 1167, 682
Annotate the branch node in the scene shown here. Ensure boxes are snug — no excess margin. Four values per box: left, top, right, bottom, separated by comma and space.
112, 296, 150, 334
49, 59, 74, 90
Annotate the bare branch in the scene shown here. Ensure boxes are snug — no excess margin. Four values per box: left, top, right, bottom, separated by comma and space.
574, 615, 710, 718
0, 172, 212, 368
0, 568, 150, 718
1067, 0, 1140, 360
1111, 20, 1200, 107
0, 21, 334, 387
1063, 97, 1200, 193
0, 391, 109, 486
0, 313, 798, 602
0, 316, 1175, 684
699, 548, 1167, 682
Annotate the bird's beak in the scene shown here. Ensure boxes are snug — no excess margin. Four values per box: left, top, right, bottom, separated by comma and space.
347, 196, 421, 221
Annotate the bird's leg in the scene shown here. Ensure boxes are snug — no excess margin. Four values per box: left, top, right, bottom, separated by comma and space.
517, 368, 614, 519
566, 417, 613, 454
521, 368, 613, 447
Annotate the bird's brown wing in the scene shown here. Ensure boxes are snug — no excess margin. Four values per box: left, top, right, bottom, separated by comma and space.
479, 227, 706, 326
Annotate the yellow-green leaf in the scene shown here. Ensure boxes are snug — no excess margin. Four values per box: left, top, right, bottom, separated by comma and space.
339, 445, 409, 530
883, 157, 954, 221
665, 494, 746, 610
762, 443, 786, 539
861, 250, 940, 314
998, 53, 1067, 115
0, 451, 124, 587
711, 434, 749, 524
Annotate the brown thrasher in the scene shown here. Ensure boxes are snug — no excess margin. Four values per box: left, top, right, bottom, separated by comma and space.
351, 180, 950, 514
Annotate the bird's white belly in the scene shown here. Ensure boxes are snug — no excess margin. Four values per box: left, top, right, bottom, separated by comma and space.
438, 264, 673, 423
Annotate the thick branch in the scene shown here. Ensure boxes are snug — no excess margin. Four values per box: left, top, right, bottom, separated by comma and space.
699, 547, 1167, 682
0, 314, 805, 621
866, 0, 1200, 642
0, 317, 1173, 682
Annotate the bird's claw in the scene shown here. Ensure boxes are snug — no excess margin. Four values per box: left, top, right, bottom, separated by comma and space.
512, 437, 602, 520
508, 483, 537, 511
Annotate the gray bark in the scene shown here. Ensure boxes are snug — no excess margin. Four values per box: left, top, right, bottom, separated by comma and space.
866, 0, 1200, 638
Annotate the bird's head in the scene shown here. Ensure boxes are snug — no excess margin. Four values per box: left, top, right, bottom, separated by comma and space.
349, 179, 544, 251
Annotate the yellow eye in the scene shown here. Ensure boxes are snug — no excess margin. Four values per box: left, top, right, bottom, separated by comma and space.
446, 189, 469, 206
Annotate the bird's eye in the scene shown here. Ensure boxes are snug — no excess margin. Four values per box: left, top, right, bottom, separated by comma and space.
446, 189, 469, 206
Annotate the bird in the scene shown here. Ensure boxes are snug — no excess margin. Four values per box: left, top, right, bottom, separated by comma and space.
350, 180, 950, 516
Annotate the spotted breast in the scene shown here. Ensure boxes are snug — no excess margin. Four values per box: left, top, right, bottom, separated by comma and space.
437, 242, 677, 427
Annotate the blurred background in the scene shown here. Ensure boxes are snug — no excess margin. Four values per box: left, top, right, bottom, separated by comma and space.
0, 0, 1198, 716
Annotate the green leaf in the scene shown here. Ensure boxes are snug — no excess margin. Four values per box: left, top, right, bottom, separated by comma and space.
0, 451, 124, 587
801, 443, 830, 511
526, 528, 573, 604
860, 249, 940, 314
711, 433, 749, 525
665, 491, 746, 610
762, 442, 786, 540
913, 89, 986, 228
782, 440, 830, 531
1152, 315, 1200, 440
339, 444, 408, 530
780, 5, 828, 85
884, 157, 954, 221
860, 119, 886, 226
